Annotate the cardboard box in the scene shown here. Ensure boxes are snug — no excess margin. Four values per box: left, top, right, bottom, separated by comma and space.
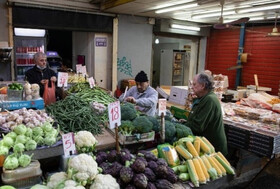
156, 86, 169, 99
119, 131, 155, 145
170, 106, 189, 120
169, 86, 188, 105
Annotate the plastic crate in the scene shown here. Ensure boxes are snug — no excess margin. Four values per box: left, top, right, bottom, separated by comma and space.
7, 89, 23, 101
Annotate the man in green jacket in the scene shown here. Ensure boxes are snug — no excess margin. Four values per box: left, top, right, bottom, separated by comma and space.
184, 72, 228, 155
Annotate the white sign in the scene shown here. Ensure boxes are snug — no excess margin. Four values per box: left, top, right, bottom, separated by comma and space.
89, 77, 95, 88
57, 72, 68, 87
108, 101, 121, 129
76, 64, 82, 73
158, 98, 167, 116
81, 66, 87, 77
62, 132, 77, 157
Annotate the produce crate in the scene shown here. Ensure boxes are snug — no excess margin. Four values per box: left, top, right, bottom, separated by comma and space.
118, 131, 155, 145
170, 106, 189, 120
0, 98, 44, 111
7, 89, 23, 101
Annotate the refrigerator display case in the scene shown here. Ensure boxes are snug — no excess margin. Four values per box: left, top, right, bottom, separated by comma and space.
14, 36, 46, 81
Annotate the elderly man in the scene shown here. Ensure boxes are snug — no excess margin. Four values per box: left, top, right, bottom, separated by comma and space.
119, 70, 158, 116
184, 72, 228, 155
25, 52, 57, 97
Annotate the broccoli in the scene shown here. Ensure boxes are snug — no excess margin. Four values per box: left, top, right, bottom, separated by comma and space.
119, 120, 135, 135
132, 116, 153, 133
146, 116, 160, 133
164, 121, 176, 142
174, 123, 193, 139
121, 103, 137, 121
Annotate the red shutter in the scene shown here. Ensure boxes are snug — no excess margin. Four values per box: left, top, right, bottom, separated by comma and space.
206, 26, 280, 95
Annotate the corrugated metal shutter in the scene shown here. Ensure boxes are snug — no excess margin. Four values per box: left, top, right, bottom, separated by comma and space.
206, 26, 280, 95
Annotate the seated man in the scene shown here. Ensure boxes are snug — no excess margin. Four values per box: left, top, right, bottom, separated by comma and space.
119, 71, 158, 116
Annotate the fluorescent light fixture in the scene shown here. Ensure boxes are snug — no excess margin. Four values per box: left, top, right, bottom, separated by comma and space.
14, 28, 46, 37
192, 11, 236, 19
156, 3, 197, 14
238, 4, 280, 13
153, 0, 195, 9
171, 24, 200, 31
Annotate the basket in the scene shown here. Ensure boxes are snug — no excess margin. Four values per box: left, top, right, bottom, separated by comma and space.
7, 89, 23, 101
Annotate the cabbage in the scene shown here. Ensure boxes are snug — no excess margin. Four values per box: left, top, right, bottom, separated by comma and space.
42, 122, 53, 133
0, 145, 9, 156
33, 135, 44, 146
3, 154, 19, 170
32, 127, 43, 137
13, 143, 25, 153
3, 136, 14, 148
5, 132, 17, 140
0, 185, 16, 189
44, 137, 56, 146
25, 140, 37, 151
13, 124, 27, 135
30, 185, 50, 189
18, 154, 32, 167
45, 128, 58, 139
25, 127, 33, 138
15, 135, 26, 144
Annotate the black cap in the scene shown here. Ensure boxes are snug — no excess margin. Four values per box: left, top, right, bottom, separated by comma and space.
135, 71, 148, 82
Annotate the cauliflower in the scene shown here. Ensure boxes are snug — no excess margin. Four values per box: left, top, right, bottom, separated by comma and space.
47, 172, 67, 189
67, 153, 99, 186
61, 180, 86, 189
90, 174, 120, 189
75, 131, 98, 153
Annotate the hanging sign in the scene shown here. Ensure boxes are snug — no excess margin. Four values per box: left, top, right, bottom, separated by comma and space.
62, 132, 76, 157
108, 101, 121, 129
158, 98, 167, 116
57, 72, 68, 87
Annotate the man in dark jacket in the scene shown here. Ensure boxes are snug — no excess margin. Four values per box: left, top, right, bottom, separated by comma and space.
184, 72, 228, 155
25, 52, 57, 97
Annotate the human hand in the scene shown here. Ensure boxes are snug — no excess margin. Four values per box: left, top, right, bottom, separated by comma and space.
50, 76, 57, 82
125, 96, 136, 104
40, 79, 48, 84
179, 119, 187, 123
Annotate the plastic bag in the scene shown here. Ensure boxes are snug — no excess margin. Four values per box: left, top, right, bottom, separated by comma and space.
157, 143, 180, 167
43, 80, 56, 106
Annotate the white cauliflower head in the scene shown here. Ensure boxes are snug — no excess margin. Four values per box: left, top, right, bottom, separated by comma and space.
47, 172, 67, 189
64, 179, 85, 189
68, 153, 99, 186
75, 131, 98, 153
90, 174, 120, 189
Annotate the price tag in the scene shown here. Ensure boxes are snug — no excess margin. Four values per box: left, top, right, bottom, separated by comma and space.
108, 101, 121, 129
158, 98, 167, 116
81, 66, 87, 77
76, 64, 82, 73
88, 77, 95, 88
62, 132, 77, 157
57, 72, 68, 87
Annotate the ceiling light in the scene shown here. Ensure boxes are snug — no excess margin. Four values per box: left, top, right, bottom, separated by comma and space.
238, 4, 280, 13
14, 28, 46, 37
153, 0, 195, 9
156, 3, 198, 14
192, 11, 236, 19
170, 24, 200, 31
155, 38, 159, 44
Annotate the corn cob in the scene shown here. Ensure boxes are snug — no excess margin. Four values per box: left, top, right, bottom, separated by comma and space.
206, 155, 222, 177
163, 149, 176, 166
186, 141, 199, 158
186, 159, 199, 187
211, 155, 226, 176
197, 157, 210, 181
201, 155, 212, 170
215, 155, 235, 175
201, 137, 215, 153
217, 152, 231, 166
194, 138, 201, 154
197, 137, 211, 154
175, 144, 193, 160
208, 167, 218, 180
193, 158, 207, 184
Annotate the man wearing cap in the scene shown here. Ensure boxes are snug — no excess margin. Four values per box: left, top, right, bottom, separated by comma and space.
119, 71, 158, 116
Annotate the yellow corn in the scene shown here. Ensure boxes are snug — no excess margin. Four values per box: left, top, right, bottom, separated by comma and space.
197, 137, 211, 154
163, 150, 176, 167
197, 157, 210, 181
212, 155, 226, 176
193, 158, 206, 184
201, 155, 212, 170
175, 144, 193, 160
186, 159, 199, 187
217, 152, 230, 166
186, 141, 199, 158
194, 138, 201, 154
202, 137, 215, 153
206, 155, 222, 177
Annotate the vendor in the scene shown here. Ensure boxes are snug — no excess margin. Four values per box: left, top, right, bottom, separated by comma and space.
182, 72, 228, 155
119, 71, 158, 116
25, 52, 57, 97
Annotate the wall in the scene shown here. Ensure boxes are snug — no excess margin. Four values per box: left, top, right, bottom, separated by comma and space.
206, 26, 280, 95
117, 15, 153, 85
0, 0, 8, 42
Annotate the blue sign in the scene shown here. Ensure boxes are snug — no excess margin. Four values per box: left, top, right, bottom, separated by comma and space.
96, 37, 107, 47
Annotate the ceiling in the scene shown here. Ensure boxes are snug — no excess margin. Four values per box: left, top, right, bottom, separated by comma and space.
92, 0, 280, 26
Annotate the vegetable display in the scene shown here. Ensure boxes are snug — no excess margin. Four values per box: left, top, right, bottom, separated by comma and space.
8, 83, 23, 91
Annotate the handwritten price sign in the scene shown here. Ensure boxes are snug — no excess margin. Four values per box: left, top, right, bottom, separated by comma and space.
57, 72, 68, 87
108, 101, 121, 129
158, 98, 167, 116
88, 77, 95, 88
62, 132, 76, 157
81, 66, 87, 77
76, 64, 82, 73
